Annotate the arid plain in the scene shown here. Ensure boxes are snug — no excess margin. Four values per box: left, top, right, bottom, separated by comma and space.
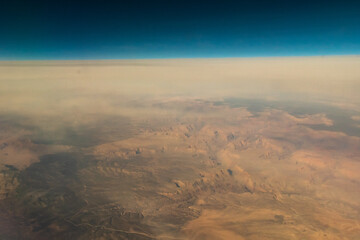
0, 57, 360, 239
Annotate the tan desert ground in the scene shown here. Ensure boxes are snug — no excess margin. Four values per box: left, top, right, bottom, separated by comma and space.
0, 56, 360, 239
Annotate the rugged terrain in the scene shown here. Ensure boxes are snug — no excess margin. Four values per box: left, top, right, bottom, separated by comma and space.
1, 98, 359, 239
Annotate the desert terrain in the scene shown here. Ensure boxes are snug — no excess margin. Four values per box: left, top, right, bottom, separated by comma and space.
0, 58, 359, 239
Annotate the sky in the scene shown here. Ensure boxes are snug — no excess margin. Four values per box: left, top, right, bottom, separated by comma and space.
1, 0, 360, 60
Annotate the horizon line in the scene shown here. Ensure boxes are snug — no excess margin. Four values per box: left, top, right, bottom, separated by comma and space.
1, 54, 360, 63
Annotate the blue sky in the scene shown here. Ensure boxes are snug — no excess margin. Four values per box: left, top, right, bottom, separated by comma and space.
1, 0, 360, 60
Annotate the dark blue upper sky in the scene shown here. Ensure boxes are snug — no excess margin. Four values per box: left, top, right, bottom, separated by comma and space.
1, 0, 360, 60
